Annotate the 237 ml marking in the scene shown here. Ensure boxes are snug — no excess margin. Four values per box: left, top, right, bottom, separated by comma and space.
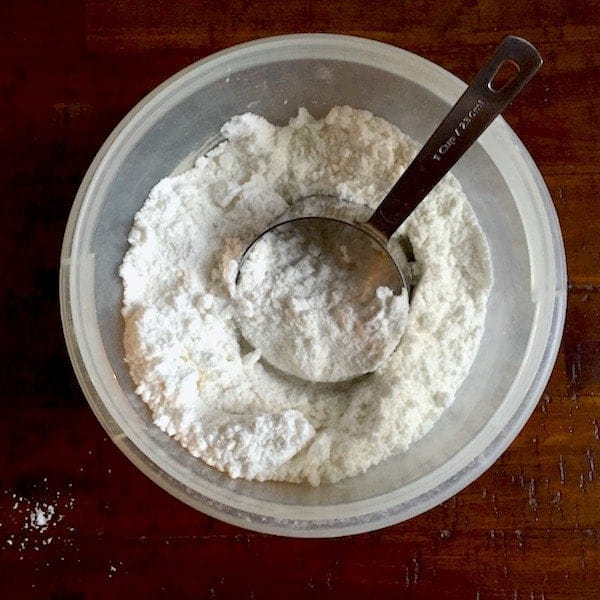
433, 99, 485, 161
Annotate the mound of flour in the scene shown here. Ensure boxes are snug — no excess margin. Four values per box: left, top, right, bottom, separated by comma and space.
120, 106, 492, 485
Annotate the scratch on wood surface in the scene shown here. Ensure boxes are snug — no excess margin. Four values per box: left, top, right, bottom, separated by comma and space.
500, 530, 510, 577
574, 502, 581, 530
52, 101, 94, 127
551, 490, 564, 519
403, 550, 422, 588
585, 448, 595, 482
580, 544, 588, 578
517, 466, 526, 489
325, 567, 334, 590
491, 492, 500, 518
532, 436, 540, 460
515, 529, 526, 551
412, 551, 420, 584
528, 478, 539, 512
540, 393, 551, 413
559, 454, 567, 484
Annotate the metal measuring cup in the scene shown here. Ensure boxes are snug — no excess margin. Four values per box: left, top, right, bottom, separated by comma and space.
236, 36, 542, 383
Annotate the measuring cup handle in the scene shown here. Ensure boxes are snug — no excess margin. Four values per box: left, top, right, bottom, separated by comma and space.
367, 36, 543, 240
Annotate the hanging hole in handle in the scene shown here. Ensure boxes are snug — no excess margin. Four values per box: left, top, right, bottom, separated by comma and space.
489, 59, 521, 92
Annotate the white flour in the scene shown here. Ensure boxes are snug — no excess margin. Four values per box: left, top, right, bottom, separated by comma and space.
2, 484, 76, 555
120, 106, 492, 485
235, 218, 409, 382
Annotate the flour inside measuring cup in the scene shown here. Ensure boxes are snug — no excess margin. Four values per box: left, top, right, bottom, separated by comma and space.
234, 218, 409, 382
120, 106, 493, 485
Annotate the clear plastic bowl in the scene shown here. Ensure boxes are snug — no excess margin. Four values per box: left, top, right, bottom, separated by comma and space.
60, 34, 567, 537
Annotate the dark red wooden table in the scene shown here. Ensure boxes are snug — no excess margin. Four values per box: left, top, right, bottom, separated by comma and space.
1, 1, 599, 597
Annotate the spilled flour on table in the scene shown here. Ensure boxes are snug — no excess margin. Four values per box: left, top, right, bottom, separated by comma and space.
1, 483, 76, 555
30, 503, 55, 532
120, 106, 492, 485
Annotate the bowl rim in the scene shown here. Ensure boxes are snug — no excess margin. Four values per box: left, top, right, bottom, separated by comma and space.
60, 33, 567, 537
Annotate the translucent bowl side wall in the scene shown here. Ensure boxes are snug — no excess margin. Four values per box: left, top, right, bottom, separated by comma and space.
61, 35, 566, 537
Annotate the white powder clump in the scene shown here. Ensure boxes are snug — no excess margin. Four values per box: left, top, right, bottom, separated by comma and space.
197, 410, 315, 480
30, 504, 55, 532
235, 220, 409, 382
120, 105, 493, 485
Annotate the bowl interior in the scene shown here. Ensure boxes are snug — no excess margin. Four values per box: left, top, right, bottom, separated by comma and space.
64, 37, 563, 534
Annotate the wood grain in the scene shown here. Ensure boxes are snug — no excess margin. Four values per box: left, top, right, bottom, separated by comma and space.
1, 0, 599, 597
